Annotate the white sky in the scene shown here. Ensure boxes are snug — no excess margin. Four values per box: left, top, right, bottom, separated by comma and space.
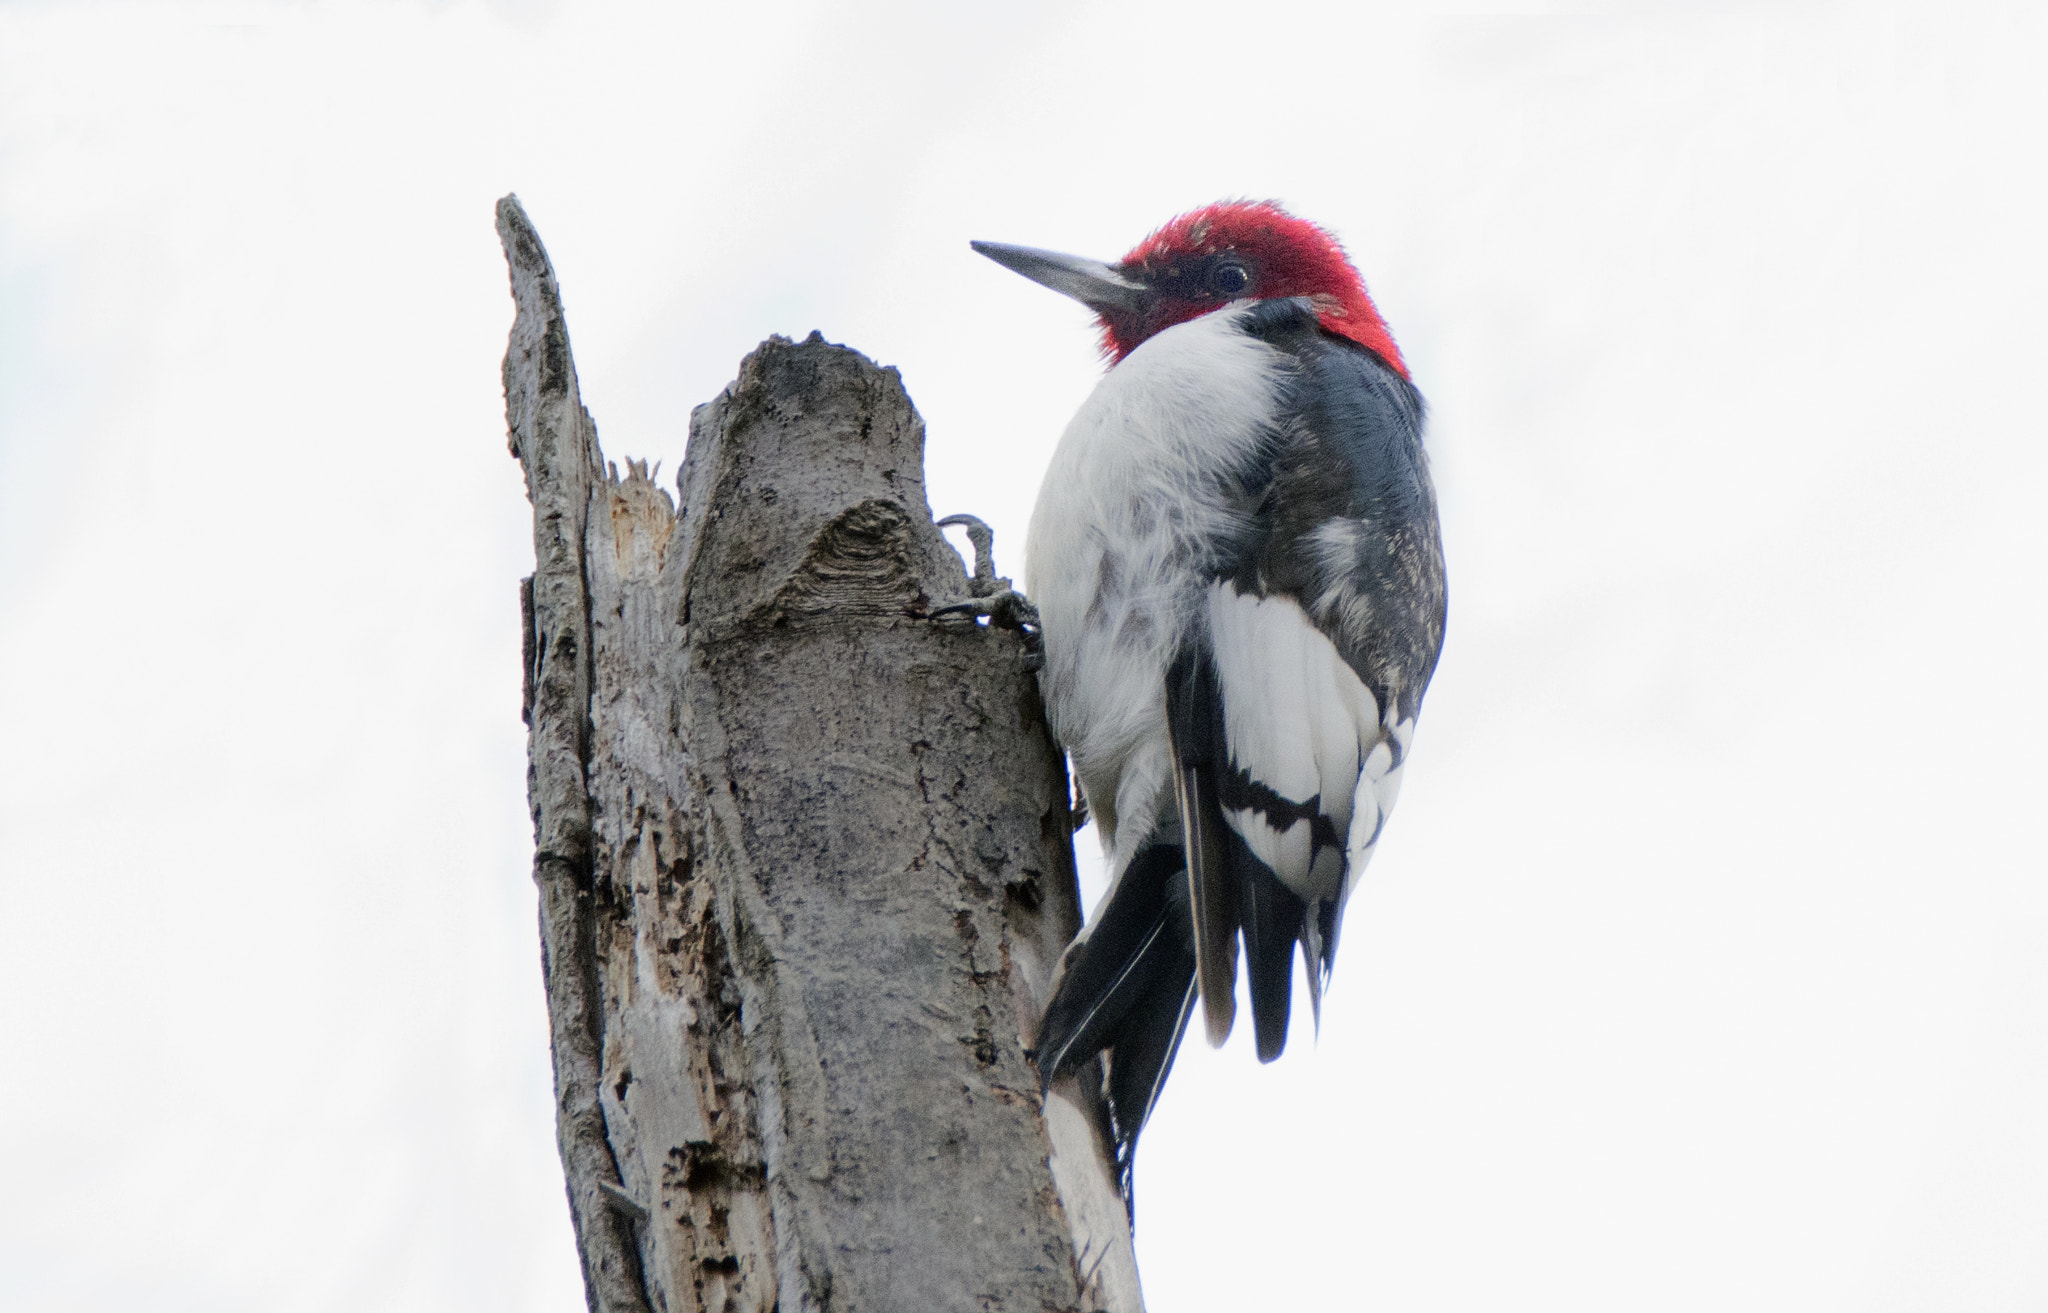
2, 4, 2044, 1311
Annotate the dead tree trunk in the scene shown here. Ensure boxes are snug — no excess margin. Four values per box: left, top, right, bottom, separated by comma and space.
497, 196, 1142, 1313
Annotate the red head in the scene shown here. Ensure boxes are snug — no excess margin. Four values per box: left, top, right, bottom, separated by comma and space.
1107, 201, 1404, 373
972, 201, 1407, 377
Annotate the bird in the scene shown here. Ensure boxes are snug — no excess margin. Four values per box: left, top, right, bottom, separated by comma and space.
969, 201, 1447, 1213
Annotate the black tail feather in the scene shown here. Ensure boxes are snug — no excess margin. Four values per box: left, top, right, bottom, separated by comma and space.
1315, 893, 1342, 981
1166, 646, 1241, 1047
1239, 854, 1308, 1063
1105, 948, 1198, 1219
1032, 844, 1186, 1087
1032, 843, 1200, 1223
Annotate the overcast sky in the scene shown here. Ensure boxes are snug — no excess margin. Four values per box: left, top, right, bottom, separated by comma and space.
3, 4, 2045, 1311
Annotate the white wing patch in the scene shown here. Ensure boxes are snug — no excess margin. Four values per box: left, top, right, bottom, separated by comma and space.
1344, 715, 1413, 898
1233, 814, 1313, 891
1206, 581, 1382, 903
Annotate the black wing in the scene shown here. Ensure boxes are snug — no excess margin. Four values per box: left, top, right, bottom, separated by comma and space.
1171, 297, 1447, 1061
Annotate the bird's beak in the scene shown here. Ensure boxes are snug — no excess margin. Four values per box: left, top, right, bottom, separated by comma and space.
970, 240, 1152, 314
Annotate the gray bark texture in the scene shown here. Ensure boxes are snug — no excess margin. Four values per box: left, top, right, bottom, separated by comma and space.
497, 195, 1143, 1313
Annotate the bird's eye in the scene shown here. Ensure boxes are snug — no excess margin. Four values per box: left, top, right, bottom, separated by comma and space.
1205, 260, 1251, 296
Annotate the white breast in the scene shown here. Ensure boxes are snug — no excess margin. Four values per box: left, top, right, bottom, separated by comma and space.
1025, 307, 1287, 873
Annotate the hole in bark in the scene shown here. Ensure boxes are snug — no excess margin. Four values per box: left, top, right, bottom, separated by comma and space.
1005, 874, 1043, 912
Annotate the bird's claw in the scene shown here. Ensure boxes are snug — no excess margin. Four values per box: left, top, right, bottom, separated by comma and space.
934, 512, 1043, 667
931, 591, 1043, 669
931, 588, 1040, 632
937, 513, 1004, 597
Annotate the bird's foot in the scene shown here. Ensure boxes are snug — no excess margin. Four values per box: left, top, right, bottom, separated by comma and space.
934, 513, 1041, 665
930, 589, 1043, 668
930, 587, 1040, 630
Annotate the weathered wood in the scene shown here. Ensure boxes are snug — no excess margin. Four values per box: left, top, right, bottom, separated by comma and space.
498, 195, 1142, 1313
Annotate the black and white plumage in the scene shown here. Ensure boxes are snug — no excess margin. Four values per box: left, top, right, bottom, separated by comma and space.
973, 203, 1446, 1212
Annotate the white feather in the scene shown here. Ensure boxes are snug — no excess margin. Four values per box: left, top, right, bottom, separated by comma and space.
1227, 813, 1314, 887
1344, 714, 1415, 899
1027, 306, 1287, 876
1206, 581, 1380, 902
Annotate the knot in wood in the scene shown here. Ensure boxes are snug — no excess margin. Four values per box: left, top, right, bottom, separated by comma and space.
770, 498, 923, 621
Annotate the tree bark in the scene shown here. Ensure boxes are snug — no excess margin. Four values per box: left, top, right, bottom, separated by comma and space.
497, 195, 1142, 1313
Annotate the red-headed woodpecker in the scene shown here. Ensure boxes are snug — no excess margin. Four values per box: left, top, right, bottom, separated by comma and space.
972, 201, 1446, 1212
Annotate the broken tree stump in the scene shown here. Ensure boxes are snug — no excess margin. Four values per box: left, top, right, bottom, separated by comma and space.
497, 194, 1141, 1313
